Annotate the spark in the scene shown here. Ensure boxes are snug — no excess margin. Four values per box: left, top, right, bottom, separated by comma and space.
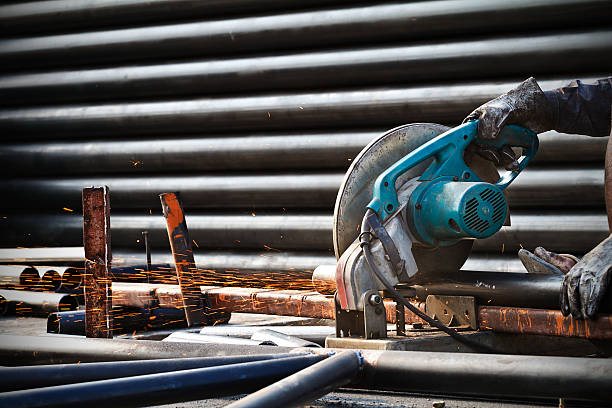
192, 240, 199, 248
63, 207, 73, 212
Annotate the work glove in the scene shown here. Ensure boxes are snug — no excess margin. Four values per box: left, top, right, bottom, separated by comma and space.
560, 235, 612, 320
463, 77, 555, 170
518, 247, 578, 276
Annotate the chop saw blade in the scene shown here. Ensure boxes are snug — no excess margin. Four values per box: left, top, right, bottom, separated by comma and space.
333, 123, 502, 279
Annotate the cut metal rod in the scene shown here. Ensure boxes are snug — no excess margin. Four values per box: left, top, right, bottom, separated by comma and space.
82, 186, 113, 338
0, 353, 298, 392
159, 192, 203, 327
228, 350, 361, 408
0, 354, 325, 408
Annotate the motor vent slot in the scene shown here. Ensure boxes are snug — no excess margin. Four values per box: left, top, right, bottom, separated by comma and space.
462, 188, 506, 236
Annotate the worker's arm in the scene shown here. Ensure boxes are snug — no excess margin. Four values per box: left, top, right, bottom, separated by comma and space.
545, 78, 612, 137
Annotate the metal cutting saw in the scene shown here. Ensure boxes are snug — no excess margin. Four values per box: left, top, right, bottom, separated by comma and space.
331, 120, 538, 341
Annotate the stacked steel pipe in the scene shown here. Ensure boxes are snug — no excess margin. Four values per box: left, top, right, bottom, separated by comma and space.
0, 0, 611, 279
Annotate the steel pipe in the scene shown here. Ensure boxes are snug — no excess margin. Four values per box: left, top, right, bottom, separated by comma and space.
0, 265, 40, 289
0, 0, 353, 36
358, 349, 612, 401
58, 267, 83, 290
0, 334, 294, 365
411, 271, 612, 311
0, 167, 603, 210
41, 269, 62, 291
0, 353, 299, 392
0, 247, 84, 265
0, 289, 78, 315
3, 31, 611, 105
0, 78, 594, 138
1, 132, 604, 177
0, 354, 325, 408
1, 1, 609, 71
1, 212, 607, 253
47, 307, 188, 335
229, 350, 360, 408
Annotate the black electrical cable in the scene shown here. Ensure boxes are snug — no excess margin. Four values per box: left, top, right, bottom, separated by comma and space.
360, 209, 503, 354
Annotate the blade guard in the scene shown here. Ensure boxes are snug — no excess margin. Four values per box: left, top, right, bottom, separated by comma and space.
367, 121, 538, 222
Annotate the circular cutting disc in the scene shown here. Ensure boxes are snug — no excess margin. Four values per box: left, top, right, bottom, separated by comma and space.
333, 123, 497, 279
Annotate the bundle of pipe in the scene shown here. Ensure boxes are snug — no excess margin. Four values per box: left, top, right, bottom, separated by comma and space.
0, 0, 610, 277
1, 335, 611, 404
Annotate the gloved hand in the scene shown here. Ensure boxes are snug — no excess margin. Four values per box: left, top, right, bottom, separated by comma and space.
463, 77, 555, 170
463, 77, 555, 140
561, 234, 612, 319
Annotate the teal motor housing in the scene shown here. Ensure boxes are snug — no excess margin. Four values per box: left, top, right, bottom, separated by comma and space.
408, 179, 507, 246
368, 120, 538, 247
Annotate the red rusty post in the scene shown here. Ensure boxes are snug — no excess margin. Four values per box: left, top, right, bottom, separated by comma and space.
82, 186, 113, 338
160, 192, 203, 327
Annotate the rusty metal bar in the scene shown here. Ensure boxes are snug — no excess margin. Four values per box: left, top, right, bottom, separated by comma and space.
159, 192, 203, 327
82, 186, 113, 338
478, 306, 612, 340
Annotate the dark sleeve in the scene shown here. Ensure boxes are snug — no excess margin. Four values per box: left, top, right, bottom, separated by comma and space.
544, 77, 612, 137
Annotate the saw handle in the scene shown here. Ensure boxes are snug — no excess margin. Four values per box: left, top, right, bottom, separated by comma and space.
367, 120, 538, 221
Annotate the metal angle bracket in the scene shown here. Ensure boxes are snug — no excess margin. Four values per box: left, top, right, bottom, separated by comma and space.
426, 295, 478, 330
335, 291, 387, 339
